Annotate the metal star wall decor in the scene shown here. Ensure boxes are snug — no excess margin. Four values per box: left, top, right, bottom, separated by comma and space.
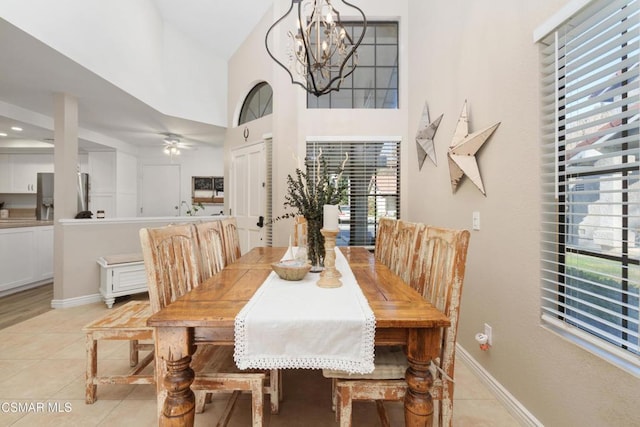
415, 102, 443, 169
447, 100, 500, 195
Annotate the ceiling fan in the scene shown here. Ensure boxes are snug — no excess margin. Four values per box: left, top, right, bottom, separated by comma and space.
160, 133, 195, 156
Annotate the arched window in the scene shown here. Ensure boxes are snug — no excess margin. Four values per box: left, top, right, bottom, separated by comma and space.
238, 82, 273, 125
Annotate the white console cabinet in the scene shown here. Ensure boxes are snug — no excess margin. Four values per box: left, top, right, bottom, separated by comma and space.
97, 253, 148, 308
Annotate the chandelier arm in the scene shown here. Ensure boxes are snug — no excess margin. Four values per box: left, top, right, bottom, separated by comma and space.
317, 0, 367, 95
265, 0, 311, 94
300, 0, 330, 94
266, 0, 368, 97
341, 0, 368, 46
300, 3, 317, 90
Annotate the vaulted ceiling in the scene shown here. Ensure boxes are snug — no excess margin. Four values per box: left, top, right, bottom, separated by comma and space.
0, 1, 272, 153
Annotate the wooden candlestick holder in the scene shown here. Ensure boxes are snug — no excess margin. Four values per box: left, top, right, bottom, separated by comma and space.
317, 228, 342, 288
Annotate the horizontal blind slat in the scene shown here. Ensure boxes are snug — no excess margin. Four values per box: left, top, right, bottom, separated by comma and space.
306, 140, 400, 247
538, 0, 640, 364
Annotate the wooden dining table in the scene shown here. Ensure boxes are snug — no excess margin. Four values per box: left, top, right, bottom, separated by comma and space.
147, 246, 450, 426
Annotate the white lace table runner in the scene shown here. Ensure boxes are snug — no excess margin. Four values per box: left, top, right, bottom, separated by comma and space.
234, 247, 375, 374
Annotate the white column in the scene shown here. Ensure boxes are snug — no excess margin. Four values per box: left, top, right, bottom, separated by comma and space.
53, 93, 79, 301
53, 93, 79, 219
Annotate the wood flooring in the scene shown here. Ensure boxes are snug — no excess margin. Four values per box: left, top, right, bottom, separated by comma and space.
0, 283, 53, 329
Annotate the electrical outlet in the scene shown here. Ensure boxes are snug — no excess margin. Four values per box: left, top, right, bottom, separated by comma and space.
472, 211, 480, 230
484, 323, 492, 346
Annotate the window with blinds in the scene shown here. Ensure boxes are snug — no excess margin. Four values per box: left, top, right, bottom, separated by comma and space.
306, 139, 400, 247
537, 0, 639, 373
265, 138, 273, 246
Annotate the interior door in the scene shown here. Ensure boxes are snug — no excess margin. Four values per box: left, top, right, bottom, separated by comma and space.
230, 142, 266, 253
141, 164, 180, 217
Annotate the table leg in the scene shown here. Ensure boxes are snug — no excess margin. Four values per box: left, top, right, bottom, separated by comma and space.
404, 328, 440, 427
154, 327, 196, 427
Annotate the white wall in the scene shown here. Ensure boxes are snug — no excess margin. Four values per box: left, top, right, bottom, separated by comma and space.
55, 144, 224, 302
227, 0, 410, 245
116, 151, 138, 217
55, 216, 217, 303
407, 1, 640, 426
0, 0, 227, 126
226, 0, 640, 425
137, 145, 225, 217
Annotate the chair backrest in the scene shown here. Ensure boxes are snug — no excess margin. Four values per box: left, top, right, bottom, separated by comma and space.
292, 216, 307, 247
139, 223, 202, 313
374, 217, 398, 267
220, 217, 242, 266
194, 220, 226, 281
411, 226, 470, 385
389, 220, 425, 285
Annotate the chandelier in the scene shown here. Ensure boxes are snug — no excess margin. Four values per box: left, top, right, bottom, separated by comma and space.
265, 0, 367, 97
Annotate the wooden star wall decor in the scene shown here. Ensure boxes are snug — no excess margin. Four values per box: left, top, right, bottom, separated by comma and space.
447, 100, 500, 195
415, 102, 443, 169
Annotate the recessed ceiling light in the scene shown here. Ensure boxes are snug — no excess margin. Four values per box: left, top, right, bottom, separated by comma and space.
11, 126, 23, 132
0, 132, 7, 137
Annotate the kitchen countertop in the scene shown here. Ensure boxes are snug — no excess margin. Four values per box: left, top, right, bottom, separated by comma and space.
0, 219, 54, 229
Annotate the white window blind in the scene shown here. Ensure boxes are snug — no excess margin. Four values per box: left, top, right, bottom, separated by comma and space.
306, 140, 400, 247
538, 0, 640, 373
265, 138, 273, 246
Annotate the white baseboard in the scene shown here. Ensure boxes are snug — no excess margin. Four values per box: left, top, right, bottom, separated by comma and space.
456, 344, 543, 427
51, 293, 102, 309
0, 280, 51, 298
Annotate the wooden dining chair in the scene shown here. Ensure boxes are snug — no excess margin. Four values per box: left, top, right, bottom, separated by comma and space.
83, 300, 155, 404
194, 219, 282, 415
220, 217, 242, 265
292, 215, 308, 246
323, 225, 471, 427
140, 223, 272, 426
374, 217, 398, 268
388, 220, 426, 286
194, 220, 226, 280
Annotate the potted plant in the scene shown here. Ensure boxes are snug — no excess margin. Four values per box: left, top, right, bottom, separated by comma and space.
280, 150, 348, 270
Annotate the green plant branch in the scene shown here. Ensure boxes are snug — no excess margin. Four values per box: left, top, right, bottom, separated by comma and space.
181, 200, 204, 216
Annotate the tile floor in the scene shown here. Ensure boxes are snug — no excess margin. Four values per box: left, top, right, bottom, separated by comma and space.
0, 298, 521, 426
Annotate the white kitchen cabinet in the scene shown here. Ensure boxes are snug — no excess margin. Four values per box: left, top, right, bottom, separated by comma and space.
0, 227, 35, 292
0, 226, 53, 296
88, 152, 116, 193
35, 226, 54, 280
88, 152, 118, 217
0, 225, 53, 295
10, 154, 54, 193
0, 154, 10, 193
89, 193, 115, 218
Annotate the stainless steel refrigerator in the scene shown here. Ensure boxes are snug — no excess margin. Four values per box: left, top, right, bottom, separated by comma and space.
36, 172, 89, 220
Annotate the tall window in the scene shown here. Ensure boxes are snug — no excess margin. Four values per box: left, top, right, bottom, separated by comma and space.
238, 82, 273, 125
538, 0, 639, 373
307, 22, 398, 109
306, 139, 400, 247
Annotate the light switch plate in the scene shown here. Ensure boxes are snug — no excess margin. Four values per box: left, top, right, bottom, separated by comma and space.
472, 211, 480, 230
